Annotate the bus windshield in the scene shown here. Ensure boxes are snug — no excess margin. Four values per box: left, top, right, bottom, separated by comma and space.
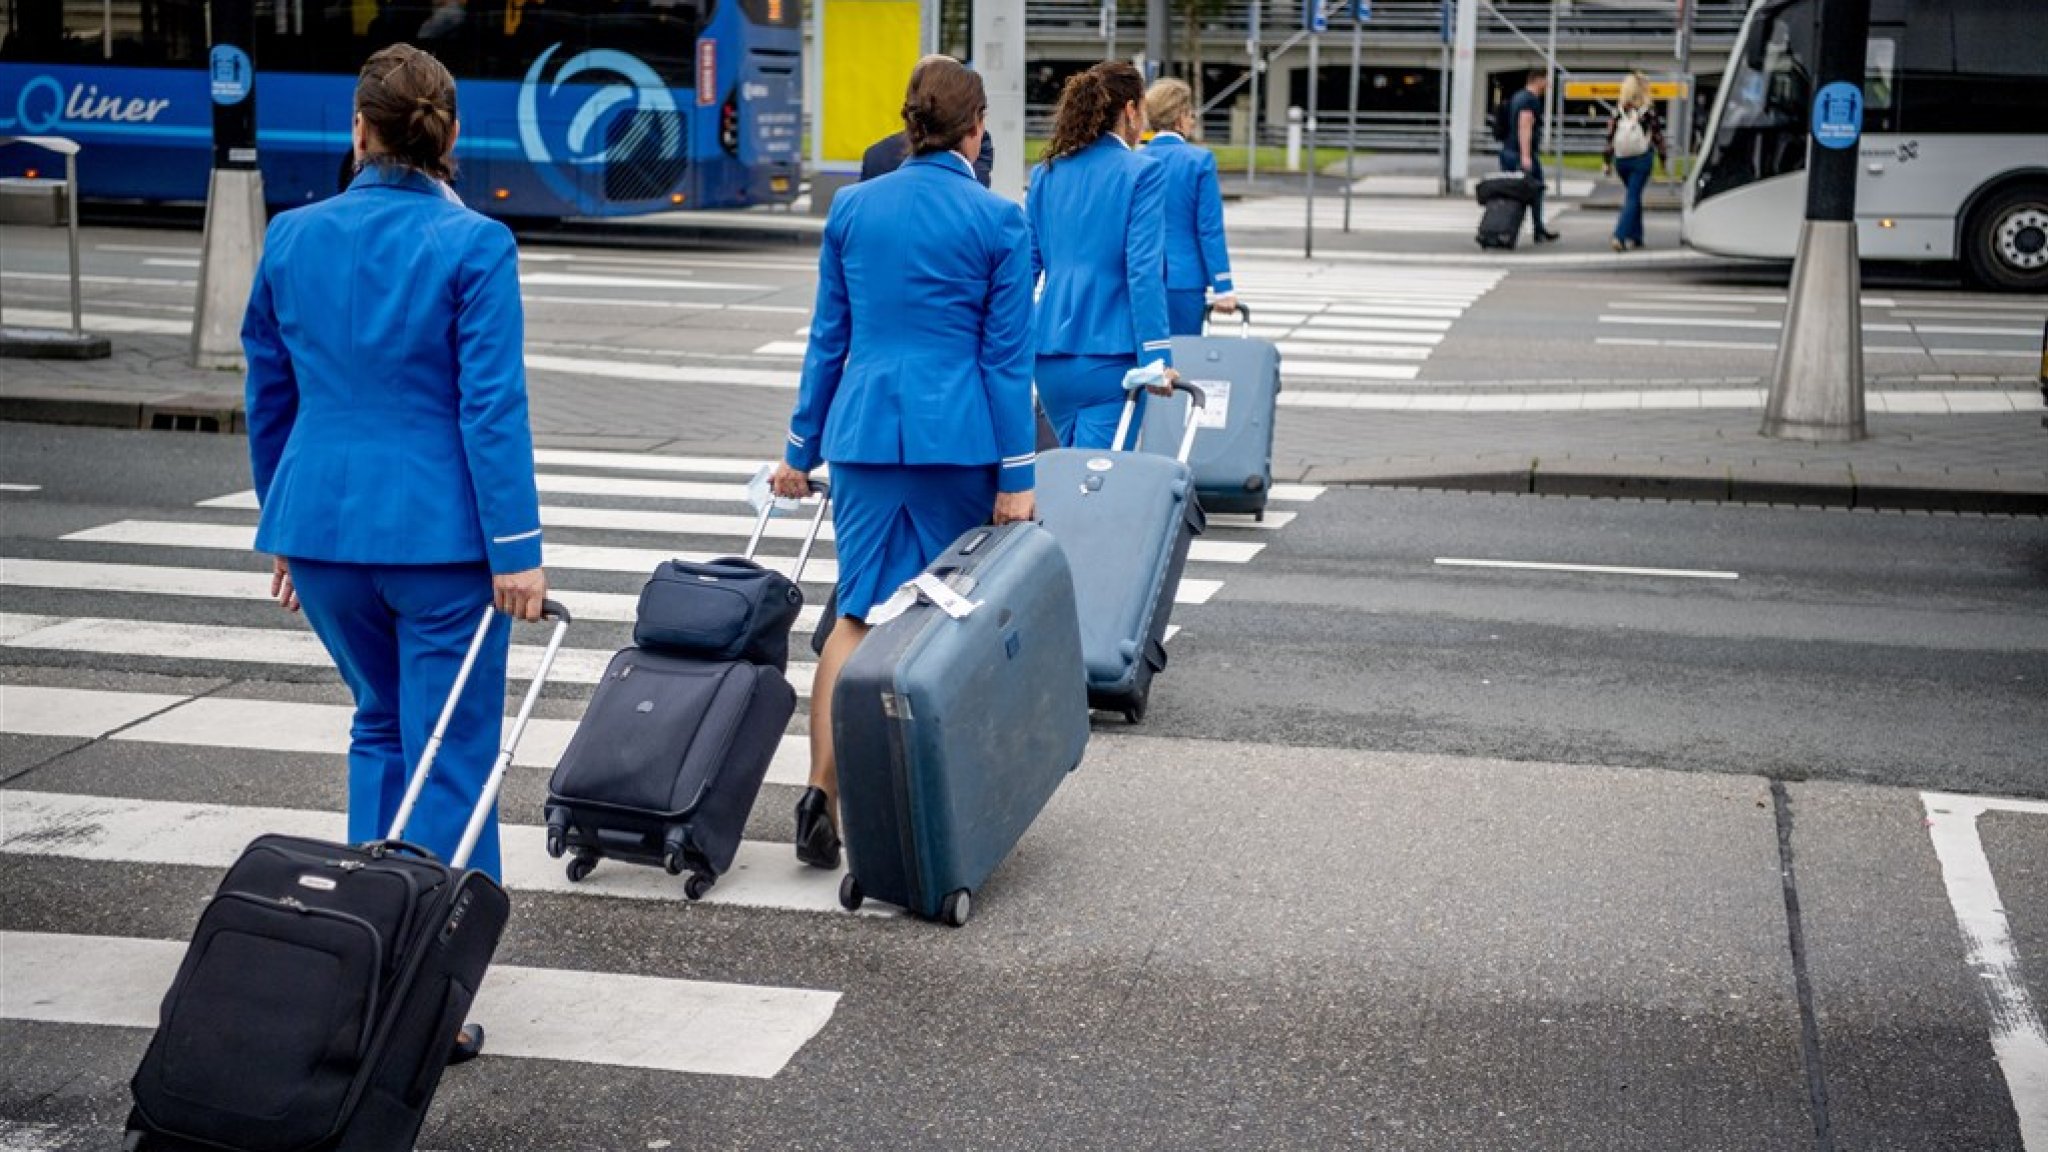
1696, 0, 1816, 204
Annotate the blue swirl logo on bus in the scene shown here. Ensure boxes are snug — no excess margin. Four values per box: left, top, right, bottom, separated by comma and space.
518, 44, 682, 208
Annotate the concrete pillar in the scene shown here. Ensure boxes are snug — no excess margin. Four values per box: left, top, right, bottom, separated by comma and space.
1446, 0, 1481, 186
973, 0, 1026, 201
191, 168, 265, 371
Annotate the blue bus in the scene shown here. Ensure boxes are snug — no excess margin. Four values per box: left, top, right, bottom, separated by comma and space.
0, 0, 802, 218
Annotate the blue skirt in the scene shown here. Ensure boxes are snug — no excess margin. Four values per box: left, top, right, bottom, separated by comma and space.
1036, 354, 1146, 450
831, 463, 998, 621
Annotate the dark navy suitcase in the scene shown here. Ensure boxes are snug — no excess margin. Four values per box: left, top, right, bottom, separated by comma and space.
832, 522, 1090, 926
127, 603, 572, 1152
1036, 381, 1207, 723
1146, 304, 1282, 518
1475, 172, 1537, 249
544, 488, 827, 900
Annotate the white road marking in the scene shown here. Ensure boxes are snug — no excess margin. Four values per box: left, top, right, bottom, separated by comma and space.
1269, 484, 1324, 503
1923, 792, 2048, 1148
524, 354, 796, 390
1606, 301, 1762, 314
0, 930, 838, 1079
95, 243, 202, 255
532, 449, 775, 476
0, 555, 650, 625
752, 341, 811, 357
1281, 389, 2033, 413
0, 791, 860, 915
1278, 342, 1433, 362
1600, 315, 1928, 334
1282, 315, 1455, 333
142, 257, 200, 269
1263, 325, 1446, 343
519, 271, 770, 293
1283, 361, 1422, 381
522, 294, 809, 315
0, 484, 41, 492
0, 685, 185, 737
1208, 510, 1297, 529
0, 309, 187, 335
1433, 558, 1739, 580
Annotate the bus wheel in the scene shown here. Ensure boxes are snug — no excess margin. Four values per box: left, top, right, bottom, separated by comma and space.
1964, 184, 2048, 292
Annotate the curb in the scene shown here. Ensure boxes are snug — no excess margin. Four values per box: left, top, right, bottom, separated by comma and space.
1296, 461, 2048, 515
7, 393, 2041, 515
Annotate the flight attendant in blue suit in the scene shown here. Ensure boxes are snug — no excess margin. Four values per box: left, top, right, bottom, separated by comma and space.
771, 56, 1038, 869
244, 45, 546, 1063
1028, 60, 1178, 449
1142, 77, 1238, 335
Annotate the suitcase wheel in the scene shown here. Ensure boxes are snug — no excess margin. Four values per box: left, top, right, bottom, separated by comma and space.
565, 854, 597, 883
941, 888, 973, 928
545, 828, 565, 858
683, 872, 715, 901
663, 849, 686, 876
1254, 509, 1265, 523
838, 872, 864, 912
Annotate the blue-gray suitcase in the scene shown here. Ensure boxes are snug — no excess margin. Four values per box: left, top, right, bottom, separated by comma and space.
832, 522, 1089, 926
1036, 381, 1207, 723
1145, 304, 1283, 518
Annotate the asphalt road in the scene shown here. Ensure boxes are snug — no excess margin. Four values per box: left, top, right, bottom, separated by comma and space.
2, 424, 2043, 1150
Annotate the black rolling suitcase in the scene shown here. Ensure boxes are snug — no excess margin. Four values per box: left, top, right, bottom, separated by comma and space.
1475, 172, 1537, 249
126, 602, 574, 1152
545, 485, 829, 899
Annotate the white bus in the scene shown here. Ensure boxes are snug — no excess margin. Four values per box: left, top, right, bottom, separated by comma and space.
1683, 0, 2048, 291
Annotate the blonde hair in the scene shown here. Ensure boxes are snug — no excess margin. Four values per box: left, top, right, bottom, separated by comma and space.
1619, 71, 1650, 110
1144, 77, 1195, 136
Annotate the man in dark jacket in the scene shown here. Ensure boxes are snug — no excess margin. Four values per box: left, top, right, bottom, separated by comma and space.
861, 127, 995, 187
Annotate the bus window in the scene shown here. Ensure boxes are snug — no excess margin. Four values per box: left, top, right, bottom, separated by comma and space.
1698, 0, 1816, 203
1863, 35, 1895, 133
1942, 0, 2048, 134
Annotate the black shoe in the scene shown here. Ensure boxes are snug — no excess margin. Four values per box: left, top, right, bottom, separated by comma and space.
1534, 229, 1562, 244
794, 787, 841, 870
449, 1023, 484, 1065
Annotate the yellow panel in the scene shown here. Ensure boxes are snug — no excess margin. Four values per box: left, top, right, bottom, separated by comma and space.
821, 0, 923, 163
1565, 80, 1689, 102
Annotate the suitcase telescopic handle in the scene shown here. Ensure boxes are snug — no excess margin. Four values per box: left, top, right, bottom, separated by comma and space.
386, 600, 573, 870
1203, 301, 1252, 338
1112, 379, 1209, 464
744, 477, 831, 585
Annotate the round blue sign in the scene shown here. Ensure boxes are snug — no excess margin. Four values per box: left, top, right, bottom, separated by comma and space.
1811, 81, 1862, 150
209, 45, 253, 106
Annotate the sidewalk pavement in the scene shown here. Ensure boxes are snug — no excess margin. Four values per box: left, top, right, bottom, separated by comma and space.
6, 326, 2042, 515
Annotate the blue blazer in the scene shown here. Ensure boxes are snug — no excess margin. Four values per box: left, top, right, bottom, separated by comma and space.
785, 152, 1038, 493
244, 167, 543, 574
1027, 135, 1173, 369
1142, 133, 1233, 295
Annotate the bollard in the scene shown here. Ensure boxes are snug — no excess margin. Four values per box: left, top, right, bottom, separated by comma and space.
1285, 106, 1304, 172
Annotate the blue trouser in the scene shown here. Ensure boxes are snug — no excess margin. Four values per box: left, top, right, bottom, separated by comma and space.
1613, 152, 1653, 245
1036, 353, 1146, 450
1498, 150, 1547, 235
1167, 289, 1209, 337
290, 559, 508, 881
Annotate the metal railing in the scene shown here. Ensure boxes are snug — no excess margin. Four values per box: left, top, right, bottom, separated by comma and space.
1025, 0, 1746, 44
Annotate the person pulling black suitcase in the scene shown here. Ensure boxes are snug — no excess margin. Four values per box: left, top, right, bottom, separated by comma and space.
545, 484, 830, 899
126, 602, 573, 1152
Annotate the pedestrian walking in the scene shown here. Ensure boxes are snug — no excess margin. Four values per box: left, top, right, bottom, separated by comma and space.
1603, 71, 1668, 252
1498, 67, 1561, 244
1141, 77, 1236, 336
243, 43, 547, 1065
771, 56, 1038, 870
1028, 60, 1177, 449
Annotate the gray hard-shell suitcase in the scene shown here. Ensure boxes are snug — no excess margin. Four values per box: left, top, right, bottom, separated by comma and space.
1144, 304, 1282, 518
127, 603, 573, 1152
1035, 380, 1207, 723
832, 522, 1090, 926
545, 488, 827, 900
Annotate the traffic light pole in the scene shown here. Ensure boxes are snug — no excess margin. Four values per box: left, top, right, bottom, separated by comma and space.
1761, 0, 1871, 441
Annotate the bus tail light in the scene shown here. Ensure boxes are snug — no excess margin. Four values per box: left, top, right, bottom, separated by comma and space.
671, 193, 685, 205
494, 188, 510, 201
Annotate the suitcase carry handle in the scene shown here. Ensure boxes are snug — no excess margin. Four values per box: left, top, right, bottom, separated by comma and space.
387, 599, 573, 871
1112, 379, 1208, 464
744, 478, 831, 585
1202, 302, 1252, 338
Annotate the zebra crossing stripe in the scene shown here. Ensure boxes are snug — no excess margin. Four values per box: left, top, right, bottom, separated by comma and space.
532, 448, 776, 476
0, 930, 839, 1078
0, 556, 667, 626
0, 790, 863, 916
0, 684, 185, 737
524, 354, 797, 390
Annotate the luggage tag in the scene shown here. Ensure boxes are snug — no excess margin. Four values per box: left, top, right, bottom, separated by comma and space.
865, 573, 981, 627
746, 463, 802, 514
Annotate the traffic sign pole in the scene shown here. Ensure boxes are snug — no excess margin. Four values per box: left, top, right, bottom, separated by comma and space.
191, 0, 266, 370
1763, 0, 1873, 442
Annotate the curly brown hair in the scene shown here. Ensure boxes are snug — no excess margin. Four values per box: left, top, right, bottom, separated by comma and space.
1042, 61, 1144, 166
